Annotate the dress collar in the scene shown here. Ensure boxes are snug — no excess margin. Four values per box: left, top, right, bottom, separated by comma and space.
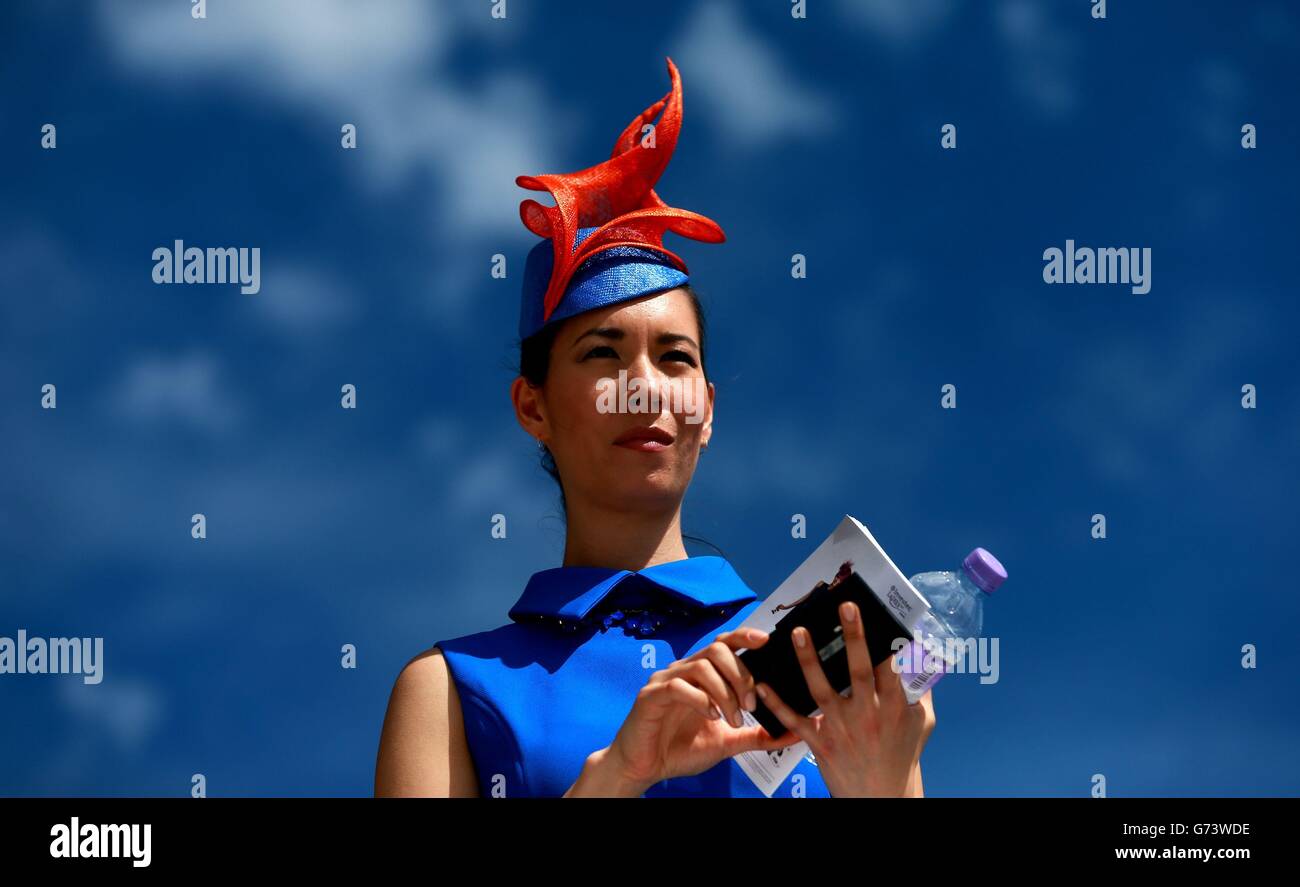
509, 555, 757, 624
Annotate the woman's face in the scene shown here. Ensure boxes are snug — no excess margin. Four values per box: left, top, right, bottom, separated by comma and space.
512, 287, 714, 514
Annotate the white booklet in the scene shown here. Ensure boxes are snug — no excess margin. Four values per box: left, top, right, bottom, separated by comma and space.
732, 514, 933, 796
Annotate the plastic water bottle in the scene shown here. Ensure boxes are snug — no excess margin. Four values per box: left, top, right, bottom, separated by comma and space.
895, 548, 1007, 703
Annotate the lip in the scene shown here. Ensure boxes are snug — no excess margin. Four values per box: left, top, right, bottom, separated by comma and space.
612, 425, 675, 452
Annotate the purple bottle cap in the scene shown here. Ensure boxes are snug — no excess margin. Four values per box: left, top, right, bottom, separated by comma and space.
962, 548, 1007, 594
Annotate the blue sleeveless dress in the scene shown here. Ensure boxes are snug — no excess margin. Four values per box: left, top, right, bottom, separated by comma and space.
432, 555, 832, 797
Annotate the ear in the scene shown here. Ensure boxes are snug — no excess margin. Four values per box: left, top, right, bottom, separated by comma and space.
511, 375, 550, 443
700, 380, 715, 449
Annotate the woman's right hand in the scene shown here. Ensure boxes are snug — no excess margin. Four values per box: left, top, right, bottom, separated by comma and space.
581, 627, 805, 795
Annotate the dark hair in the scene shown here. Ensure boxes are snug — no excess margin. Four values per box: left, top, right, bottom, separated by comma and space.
515, 283, 718, 553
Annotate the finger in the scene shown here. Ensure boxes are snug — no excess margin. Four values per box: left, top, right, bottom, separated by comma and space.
754, 681, 821, 752
697, 639, 759, 715
790, 625, 838, 710
713, 626, 770, 651
679, 658, 745, 729
874, 647, 905, 703
681, 627, 767, 698
838, 601, 878, 703
639, 676, 719, 723
723, 722, 806, 756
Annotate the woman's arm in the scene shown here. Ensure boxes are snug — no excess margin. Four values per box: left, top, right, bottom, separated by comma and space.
375, 646, 480, 797
563, 746, 652, 797
905, 760, 924, 797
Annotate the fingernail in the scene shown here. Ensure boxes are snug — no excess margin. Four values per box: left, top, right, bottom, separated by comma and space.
745, 691, 757, 711
731, 710, 743, 728
793, 628, 807, 648
710, 704, 722, 720
841, 602, 856, 622
756, 684, 767, 700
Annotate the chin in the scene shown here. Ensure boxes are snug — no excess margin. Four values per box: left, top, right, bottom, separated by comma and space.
606, 469, 689, 509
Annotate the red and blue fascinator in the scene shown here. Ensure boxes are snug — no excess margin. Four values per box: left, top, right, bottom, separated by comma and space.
517, 57, 725, 340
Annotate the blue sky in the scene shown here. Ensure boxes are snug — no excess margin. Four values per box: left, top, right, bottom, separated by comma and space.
2, 0, 1298, 796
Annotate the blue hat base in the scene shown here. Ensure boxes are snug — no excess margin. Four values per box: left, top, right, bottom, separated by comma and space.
519, 228, 688, 339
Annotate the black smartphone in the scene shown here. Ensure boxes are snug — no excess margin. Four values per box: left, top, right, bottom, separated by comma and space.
737, 567, 911, 737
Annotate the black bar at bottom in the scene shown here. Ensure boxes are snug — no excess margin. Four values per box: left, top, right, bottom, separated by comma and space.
0, 797, 1283, 873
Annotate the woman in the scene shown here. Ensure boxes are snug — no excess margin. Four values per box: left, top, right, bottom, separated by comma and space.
374, 58, 936, 798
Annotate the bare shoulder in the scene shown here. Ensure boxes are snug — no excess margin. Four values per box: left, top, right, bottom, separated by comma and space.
395, 645, 453, 700
374, 646, 479, 797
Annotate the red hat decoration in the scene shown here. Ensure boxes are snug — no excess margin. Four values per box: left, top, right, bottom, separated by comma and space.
516, 57, 726, 328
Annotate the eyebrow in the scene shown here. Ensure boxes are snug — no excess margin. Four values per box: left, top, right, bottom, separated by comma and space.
571, 327, 700, 351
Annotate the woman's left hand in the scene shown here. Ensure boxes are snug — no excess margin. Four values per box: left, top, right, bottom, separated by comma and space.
754, 600, 937, 797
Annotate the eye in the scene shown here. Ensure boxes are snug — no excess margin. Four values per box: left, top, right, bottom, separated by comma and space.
661, 349, 698, 368
580, 345, 619, 360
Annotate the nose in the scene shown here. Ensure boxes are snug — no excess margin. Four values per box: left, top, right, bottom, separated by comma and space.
625, 352, 672, 417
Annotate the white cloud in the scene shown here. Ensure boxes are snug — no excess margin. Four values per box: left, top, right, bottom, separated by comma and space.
1189, 60, 1247, 154
834, 0, 959, 46
413, 416, 542, 511
674, 0, 837, 149
1053, 298, 1280, 485
60, 677, 165, 754
94, 0, 566, 241
253, 264, 357, 335
111, 352, 243, 432
996, 0, 1078, 119
448, 443, 536, 510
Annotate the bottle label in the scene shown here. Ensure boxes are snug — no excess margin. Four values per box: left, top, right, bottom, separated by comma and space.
896, 639, 946, 702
